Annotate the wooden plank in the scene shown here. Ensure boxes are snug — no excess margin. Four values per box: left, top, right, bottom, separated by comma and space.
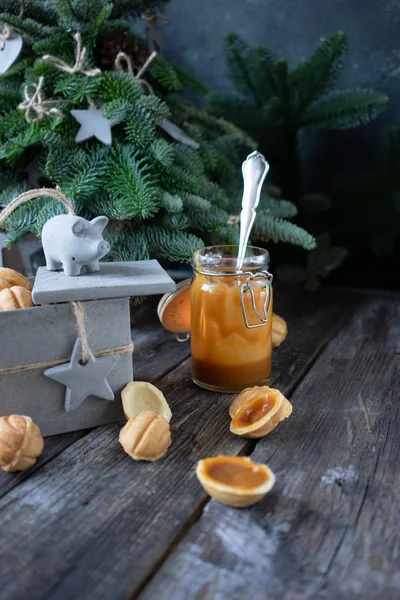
139, 295, 400, 600
0, 299, 190, 498
0, 289, 361, 600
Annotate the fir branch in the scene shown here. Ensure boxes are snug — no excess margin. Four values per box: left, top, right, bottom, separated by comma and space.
52, 0, 80, 32
0, 182, 30, 208
247, 45, 278, 99
171, 64, 206, 94
144, 226, 203, 262
0, 13, 56, 38
150, 57, 183, 91
137, 95, 170, 124
83, 2, 113, 46
290, 32, 348, 113
301, 88, 389, 129
259, 197, 298, 218
124, 106, 156, 147
0, 122, 45, 162
161, 212, 190, 230
181, 192, 212, 211
106, 144, 160, 219
149, 139, 174, 167
173, 143, 204, 177
105, 227, 150, 261
100, 71, 143, 104
60, 146, 111, 201
2, 196, 45, 238
224, 32, 262, 106
189, 206, 230, 231
160, 191, 183, 213
34, 197, 73, 236
253, 214, 316, 250
54, 73, 102, 101
102, 99, 131, 125
33, 33, 72, 56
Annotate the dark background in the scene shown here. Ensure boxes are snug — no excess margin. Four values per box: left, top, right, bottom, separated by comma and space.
159, 0, 400, 290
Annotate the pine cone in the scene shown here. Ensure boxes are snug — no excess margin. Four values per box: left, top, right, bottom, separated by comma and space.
95, 31, 147, 71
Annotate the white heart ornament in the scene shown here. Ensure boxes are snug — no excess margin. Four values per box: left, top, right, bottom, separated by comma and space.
0, 34, 23, 75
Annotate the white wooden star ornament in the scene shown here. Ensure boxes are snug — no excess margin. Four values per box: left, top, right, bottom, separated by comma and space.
44, 338, 120, 412
0, 31, 23, 75
70, 105, 113, 145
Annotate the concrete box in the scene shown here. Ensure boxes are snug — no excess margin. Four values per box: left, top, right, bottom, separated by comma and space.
0, 260, 175, 436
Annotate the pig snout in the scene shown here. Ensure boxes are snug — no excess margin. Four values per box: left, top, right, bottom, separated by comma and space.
98, 240, 110, 256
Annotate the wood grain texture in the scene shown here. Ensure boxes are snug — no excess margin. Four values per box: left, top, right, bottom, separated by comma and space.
0, 299, 190, 499
0, 289, 360, 600
139, 295, 400, 600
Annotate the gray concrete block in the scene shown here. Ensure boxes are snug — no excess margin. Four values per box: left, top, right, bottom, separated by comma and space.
32, 260, 175, 304
0, 298, 132, 436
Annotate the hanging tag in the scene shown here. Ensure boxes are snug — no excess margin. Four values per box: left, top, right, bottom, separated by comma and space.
0, 33, 23, 74
160, 119, 200, 149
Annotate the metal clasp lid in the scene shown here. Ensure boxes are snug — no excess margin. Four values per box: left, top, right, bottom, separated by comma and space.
240, 270, 273, 329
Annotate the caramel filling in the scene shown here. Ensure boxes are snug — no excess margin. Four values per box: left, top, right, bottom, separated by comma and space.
233, 393, 277, 428
190, 274, 272, 390
204, 456, 268, 490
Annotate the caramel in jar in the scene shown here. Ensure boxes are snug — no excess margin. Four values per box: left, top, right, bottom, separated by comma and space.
191, 246, 273, 392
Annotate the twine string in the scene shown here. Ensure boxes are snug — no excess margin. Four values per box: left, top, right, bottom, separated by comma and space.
136, 51, 157, 79
114, 50, 157, 96
87, 96, 98, 109
0, 187, 74, 228
43, 32, 101, 77
115, 51, 134, 75
72, 301, 90, 364
17, 76, 68, 123
0, 25, 11, 51
0, 341, 134, 377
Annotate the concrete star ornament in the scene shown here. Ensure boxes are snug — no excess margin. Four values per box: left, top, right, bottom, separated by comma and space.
70, 105, 112, 145
44, 338, 120, 412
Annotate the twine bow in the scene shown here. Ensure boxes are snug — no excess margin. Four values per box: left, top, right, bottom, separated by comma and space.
114, 50, 157, 96
18, 76, 65, 123
0, 25, 12, 51
43, 32, 101, 77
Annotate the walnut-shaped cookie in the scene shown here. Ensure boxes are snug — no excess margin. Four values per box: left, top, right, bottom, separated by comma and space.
0, 268, 32, 292
229, 386, 292, 438
119, 411, 171, 462
0, 415, 44, 472
0, 286, 34, 311
196, 456, 275, 507
272, 313, 287, 348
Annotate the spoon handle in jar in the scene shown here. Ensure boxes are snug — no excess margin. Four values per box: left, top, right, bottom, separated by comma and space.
238, 151, 269, 267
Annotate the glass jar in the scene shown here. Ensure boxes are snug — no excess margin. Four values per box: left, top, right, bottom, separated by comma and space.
191, 245, 273, 393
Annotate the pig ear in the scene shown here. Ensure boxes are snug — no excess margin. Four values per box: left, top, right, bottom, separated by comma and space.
72, 220, 86, 235
90, 216, 108, 233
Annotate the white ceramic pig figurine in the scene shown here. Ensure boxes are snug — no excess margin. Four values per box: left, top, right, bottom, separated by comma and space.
42, 215, 111, 276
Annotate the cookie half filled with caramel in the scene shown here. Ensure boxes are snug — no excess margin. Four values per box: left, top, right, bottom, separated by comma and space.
196, 455, 275, 507
229, 386, 292, 438
157, 278, 191, 334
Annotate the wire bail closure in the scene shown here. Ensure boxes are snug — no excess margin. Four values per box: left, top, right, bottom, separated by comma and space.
240, 270, 273, 329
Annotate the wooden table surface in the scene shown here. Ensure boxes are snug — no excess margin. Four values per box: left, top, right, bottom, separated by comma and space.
0, 288, 398, 600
